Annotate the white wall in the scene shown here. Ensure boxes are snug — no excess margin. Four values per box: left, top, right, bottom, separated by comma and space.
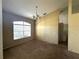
36, 10, 59, 44
0, 0, 3, 59
68, 0, 79, 54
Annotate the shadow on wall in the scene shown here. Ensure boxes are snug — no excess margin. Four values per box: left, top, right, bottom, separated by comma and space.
3, 10, 35, 49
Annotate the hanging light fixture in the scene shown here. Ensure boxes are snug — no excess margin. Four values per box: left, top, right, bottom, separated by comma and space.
33, 5, 40, 20
33, 5, 47, 20
33, 0, 47, 20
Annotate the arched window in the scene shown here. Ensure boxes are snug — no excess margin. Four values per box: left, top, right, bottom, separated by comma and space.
13, 21, 31, 40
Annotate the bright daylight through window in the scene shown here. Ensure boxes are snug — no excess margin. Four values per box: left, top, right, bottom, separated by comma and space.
13, 21, 31, 40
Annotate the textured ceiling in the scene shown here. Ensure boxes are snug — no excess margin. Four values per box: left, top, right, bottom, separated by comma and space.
3, 0, 68, 19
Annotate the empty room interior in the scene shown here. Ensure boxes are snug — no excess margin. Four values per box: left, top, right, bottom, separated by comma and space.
1, 0, 79, 59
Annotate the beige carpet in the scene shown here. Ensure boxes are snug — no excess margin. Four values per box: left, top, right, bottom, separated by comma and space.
4, 40, 79, 59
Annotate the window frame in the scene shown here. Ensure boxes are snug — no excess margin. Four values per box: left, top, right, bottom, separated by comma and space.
13, 21, 31, 40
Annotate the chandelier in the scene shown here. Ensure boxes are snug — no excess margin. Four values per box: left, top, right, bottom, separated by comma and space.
33, 5, 47, 20
33, 6, 40, 20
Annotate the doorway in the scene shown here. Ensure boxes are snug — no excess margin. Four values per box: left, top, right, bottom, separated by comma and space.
58, 8, 68, 47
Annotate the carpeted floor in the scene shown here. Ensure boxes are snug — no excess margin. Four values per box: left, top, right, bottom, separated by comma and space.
4, 40, 79, 59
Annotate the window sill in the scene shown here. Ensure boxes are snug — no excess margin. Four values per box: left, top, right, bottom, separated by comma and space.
14, 36, 31, 40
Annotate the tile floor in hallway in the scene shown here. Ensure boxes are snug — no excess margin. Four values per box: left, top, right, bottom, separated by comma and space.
4, 40, 79, 59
